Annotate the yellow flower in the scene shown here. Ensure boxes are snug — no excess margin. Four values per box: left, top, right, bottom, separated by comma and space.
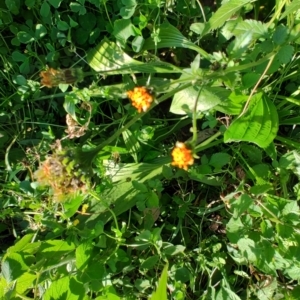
127, 87, 154, 113
171, 142, 194, 170
73, 219, 80, 226
40, 68, 83, 88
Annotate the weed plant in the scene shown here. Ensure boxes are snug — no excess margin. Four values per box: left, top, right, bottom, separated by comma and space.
1, 0, 300, 299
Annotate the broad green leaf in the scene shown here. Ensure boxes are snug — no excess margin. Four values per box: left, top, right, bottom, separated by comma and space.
237, 238, 257, 262
63, 193, 85, 218
79, 12, 97, 31
5, 234, 34, 256
15, 271, 36, 294
142, 22, 210, 59
232, 194, 253, 218
57, 20, 69, 31
202, 0, 254, 35
35, 24, 47, 39
40, 1, 50, 17
132, 180, 148, 192
38, 240, 75, 257
2, 253, 30, 282
150, 264, 168, 300
215, 91, 247, 115
113, 19, 135, 44
242, 72, 261, 89
44, 276, 87, 300
87, 39, 181, 74
17, 31, 34, 43
224, 93, 279, 148
163, 244, 185, 256
170, 84, 230, 115
76, 241, 93, 270
226, 217, 245, 244
209, 153, 231, 170
12, 51, 27, 62
140, 255, 159, 269
48, 0, 62, 8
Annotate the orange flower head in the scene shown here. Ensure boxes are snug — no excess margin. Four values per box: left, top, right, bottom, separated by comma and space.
40, 68, 84, 88
127, 87, 154, 113
171, 142, 194, 170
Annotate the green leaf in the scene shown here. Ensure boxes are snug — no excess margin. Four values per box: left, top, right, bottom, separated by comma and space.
170, 85, 229, 115
38, 240, 75, 257
276, 45, 294, 64
150, 264, 168, 300
226, 217, 245, 244
146, 191, 159, 208
70, 2, 86, 15
190, 22, 205, 35
122, 129, 140, 163
35, 24, 47, 39
48, 0, 62, 8
163, 244, 185, 256
231, 19, 268, 39
216, 284, 242, 300
224, 93, 279, 148
44, 276, 86, 300
132, 180, 148, 193
227, 31, 253, 57
57, 20, 69, 31
87, 39, 181, 74
5, 234, 34, 256
76, 241, 93, 270
5, 0, 20, 14
25, 0, 35, 8
242, 72, 261, 89
232, 194, 253, 218
280, 0, 300, 20
17, 31, 34, 43
209, 153, 231, 170
40, 1, 50, 18
237, 237, 257, 262
15, 271, 36, 294
143, 22, 209, 58
12, 51, 27, 62
140, 255, 159, 269
79, 12, 96, 31
202, 0, 253, 35
120, 3, 136, 19
63, 193, 84, 218
273, 24, 288, 45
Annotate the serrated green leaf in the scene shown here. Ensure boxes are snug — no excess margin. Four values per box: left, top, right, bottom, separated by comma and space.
273, 24, 288, 45
237, 237, 257, 262
5, 234, 34, 256
209, 152, 231, 170
224, 93, 279, 148
232, 194, 253, 218
38, 240, 75, 257
87, 39, 181, 74
231, 19, 268, 39
242, 72, 261, 89
76, 241, 93, 270
276, 45, 294, 64
227, 31, 253, 57
202, 0, 253, 35
170, 84, 230, 115
150, 264, 168, 300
